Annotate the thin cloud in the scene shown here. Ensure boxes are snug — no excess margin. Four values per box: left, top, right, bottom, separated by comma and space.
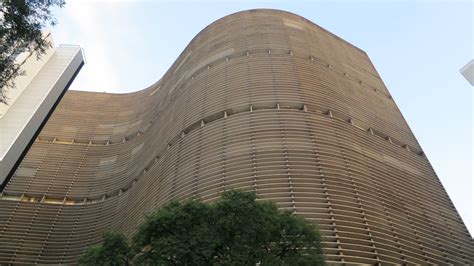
56, 1, 122, 92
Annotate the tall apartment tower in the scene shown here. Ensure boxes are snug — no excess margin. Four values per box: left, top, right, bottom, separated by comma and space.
0, 10, 472, 264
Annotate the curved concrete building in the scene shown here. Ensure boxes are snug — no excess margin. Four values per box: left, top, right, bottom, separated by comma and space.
0, 9, 473, 265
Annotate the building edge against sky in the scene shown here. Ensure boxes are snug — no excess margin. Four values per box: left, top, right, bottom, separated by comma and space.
0, 9, 473, 264
0, 33, 85, 189
460, 59, 474, 86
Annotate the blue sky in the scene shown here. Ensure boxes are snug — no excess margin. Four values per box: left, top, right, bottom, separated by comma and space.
51, 0, 473, 234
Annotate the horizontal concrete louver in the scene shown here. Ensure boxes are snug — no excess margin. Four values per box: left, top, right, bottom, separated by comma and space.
0, 9, 473, 265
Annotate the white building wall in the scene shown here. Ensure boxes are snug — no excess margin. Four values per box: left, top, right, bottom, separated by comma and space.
0, 45, 84, 186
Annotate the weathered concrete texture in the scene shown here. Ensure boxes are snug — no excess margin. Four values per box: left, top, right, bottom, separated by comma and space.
0, 9, 472, 265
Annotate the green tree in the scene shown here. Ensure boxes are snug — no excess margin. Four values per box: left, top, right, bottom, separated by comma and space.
79, 232, 132, 266
0, 0, 65, 104
80, 190, 325, 265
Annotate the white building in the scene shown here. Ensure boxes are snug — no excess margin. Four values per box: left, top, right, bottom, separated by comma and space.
0, 33, 84, 187
460, 59, 474, 86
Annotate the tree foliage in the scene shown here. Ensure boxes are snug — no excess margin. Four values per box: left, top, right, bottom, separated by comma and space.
0, 0, 65, 104
80, 190, 325, 265
79, 232, 132, 266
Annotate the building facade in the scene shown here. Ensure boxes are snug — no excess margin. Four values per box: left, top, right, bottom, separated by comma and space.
0, 33, 84, 187
0, 9, 472, 264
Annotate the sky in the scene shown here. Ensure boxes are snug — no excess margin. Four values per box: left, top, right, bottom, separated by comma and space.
50, 0, 473, 234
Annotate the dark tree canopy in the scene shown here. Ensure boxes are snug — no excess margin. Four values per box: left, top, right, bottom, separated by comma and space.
80, 190, 325, 265
0, 0, 65, 104
79, 232, 131, 266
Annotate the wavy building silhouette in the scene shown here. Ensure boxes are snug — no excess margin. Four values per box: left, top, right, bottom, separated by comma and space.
0, 9, 472, 264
